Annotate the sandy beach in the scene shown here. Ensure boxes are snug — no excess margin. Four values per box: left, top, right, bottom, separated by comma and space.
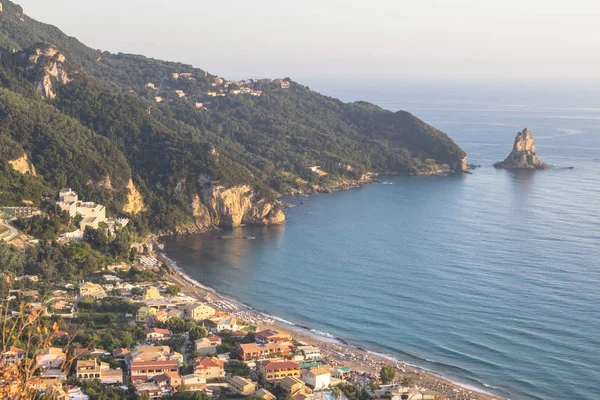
157, 252, 504, 400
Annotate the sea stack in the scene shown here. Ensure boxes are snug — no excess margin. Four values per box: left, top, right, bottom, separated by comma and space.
494, 128, 549, 169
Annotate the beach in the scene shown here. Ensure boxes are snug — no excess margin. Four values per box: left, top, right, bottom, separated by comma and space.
157, 251, 503, 400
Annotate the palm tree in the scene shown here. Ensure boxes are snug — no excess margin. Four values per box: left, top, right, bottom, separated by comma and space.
331, 386, 342, 400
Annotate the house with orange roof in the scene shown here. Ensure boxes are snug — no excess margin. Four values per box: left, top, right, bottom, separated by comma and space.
259, 360, 301, 382
237, 342, 291, 360
193, 357, 225, 379
131, 359, 178, 382
144, 327, 171, 341
255, 329, 292, 344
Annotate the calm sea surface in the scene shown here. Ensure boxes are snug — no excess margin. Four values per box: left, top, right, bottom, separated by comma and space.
164, 83, 600, 400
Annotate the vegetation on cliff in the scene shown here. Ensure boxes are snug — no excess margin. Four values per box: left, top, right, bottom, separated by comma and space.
0, 0, 466, 233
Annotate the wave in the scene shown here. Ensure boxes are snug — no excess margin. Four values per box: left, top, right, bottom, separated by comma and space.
309, 329, 335, 339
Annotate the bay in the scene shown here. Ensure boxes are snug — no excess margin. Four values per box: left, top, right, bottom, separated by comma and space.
164, 82, 600, 400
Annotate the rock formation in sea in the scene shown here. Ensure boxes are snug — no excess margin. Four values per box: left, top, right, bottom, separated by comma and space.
494, 128, 549, 169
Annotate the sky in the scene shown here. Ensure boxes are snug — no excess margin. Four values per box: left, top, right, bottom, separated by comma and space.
16, 0, 600, 85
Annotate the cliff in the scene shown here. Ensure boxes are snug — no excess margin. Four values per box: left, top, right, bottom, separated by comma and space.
24, 43, 72, 99
494, 128, 549, 170
179, 183, 284, 233
8, 153, 36, 175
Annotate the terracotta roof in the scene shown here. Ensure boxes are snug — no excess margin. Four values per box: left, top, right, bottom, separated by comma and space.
263, 361, 300, 371
144, 327, 171, 336
131, 359, 178, 371
194, 357, 224, 368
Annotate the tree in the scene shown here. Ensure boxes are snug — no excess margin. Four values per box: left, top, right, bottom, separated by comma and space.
400, 377, 414, 388
189, 325, 208, 341
331, 386, 342, 400
165, 285, 181, 296
380, 365, 396, 385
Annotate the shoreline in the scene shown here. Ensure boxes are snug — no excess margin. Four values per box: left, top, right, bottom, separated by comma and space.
156, 251, 505, 400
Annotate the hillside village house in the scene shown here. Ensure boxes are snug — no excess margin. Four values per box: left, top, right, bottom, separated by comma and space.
193, 357, 225, 379
75, 359, 123, 384
255, 388, 277, 400
280, 376, 312, 396
79, 282, 106, 299
143, 286, 162, 301
137, 306, 158, 323
259, 360, 301, 382
229, 376, 256, 395
153, 371, 183, 392
127, 345, 182, 364
131, 359, 179, 382
255, 329, 292, 344
237, 342, 291, 360
2, 346, 25, 364
134, 382, 163, 399
181, 373, 207, 391
195, 336, 222, 355
144, 327, 171, 341
211, 317, 238, 333
297, 345, 321, 360
186, 303, 216, 320
302, 367, 331, 390
35, 347, 66, 369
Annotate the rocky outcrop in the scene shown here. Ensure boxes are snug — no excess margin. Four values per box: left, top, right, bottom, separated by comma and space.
88, 175, 113, 190
494, 128, 548, 170
177, 178, 285, 232
25, 44, 71, 99
8, 153, 36, 175
123, 179, 145, 214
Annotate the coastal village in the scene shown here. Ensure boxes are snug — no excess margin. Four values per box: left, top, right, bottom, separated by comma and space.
0, 190, 498, 400
146, 71, 291, 108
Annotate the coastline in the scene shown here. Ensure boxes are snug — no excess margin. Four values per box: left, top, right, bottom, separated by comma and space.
156, 251, 504, 400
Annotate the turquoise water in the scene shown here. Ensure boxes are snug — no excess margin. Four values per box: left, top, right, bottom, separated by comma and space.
164, 84, 600, 400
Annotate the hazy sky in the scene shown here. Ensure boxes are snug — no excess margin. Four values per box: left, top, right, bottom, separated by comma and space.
17, 0, 600, 83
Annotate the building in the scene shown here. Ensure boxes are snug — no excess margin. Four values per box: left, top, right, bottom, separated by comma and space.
280, 376, 311, 396
136, 306, 158, 323
135, 382, 163, 399
255, 329, 292, 344
131, 359, 179, 382
259, 360, 301, 382
212, 317, 238, 333
237, 342, 291, 360
144, 327, 171, 341
75, 359, 123, 384
181, 373, 206, 391
79, 282, 106, 299
2, 346, 24, 364
153, 371, 182, 392
297, 346, 321, 360
195, 336, 221, 355
255, 388, 277, 400
36, 347, 66, 369
229, 376, 256, 395
193, 357, 225, 379
186, 303, 215, 321
57, 189, 107, 232
302, 367, 331, 390
144, 286, 162, 301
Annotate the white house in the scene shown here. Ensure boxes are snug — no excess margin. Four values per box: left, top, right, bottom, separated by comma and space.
302, 367, 331, 390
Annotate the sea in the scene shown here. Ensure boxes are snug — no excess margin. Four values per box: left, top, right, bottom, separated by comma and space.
163, 81, 600, 400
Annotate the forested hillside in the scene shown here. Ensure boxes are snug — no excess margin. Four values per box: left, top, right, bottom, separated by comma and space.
0, 0, 467, 232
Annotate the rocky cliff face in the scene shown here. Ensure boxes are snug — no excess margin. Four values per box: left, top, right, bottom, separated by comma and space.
494, 128, 549, 170
176, 177, 285, 232
25, 44, 71, 99
8, 153, 36, 175
123, 179, 145, 214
